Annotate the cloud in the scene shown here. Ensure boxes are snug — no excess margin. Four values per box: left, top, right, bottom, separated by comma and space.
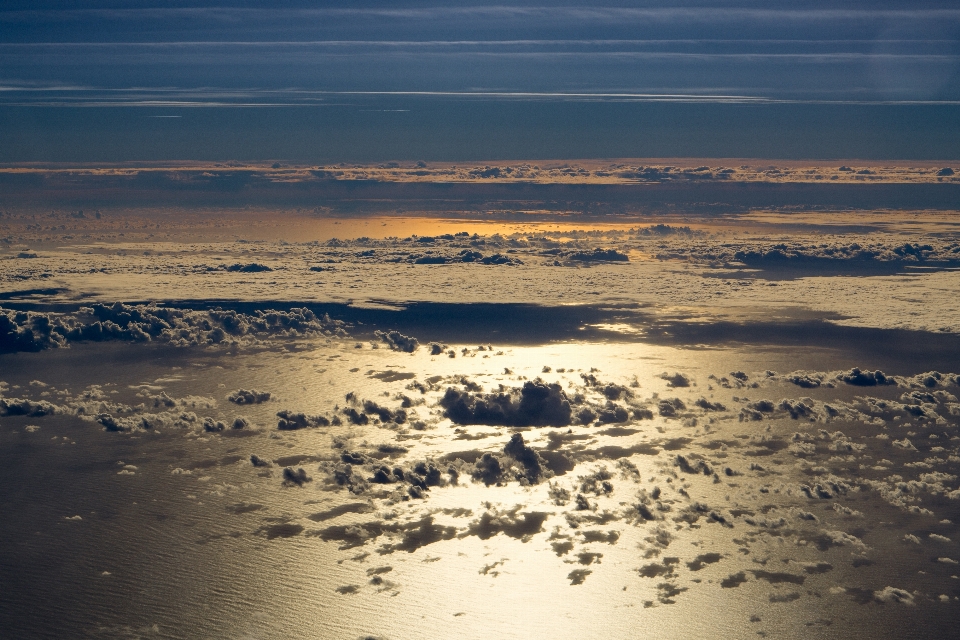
377, 516, 457, 554
567, 569, 592, 585
465, 433, 555, 486
375, 330, 419, 353
694, 397, 726, 411
657, 398, 686, 417
565, 248, 628, 262
720, 571, 748, 588
0, 397, 62, 417
461, 506, 550, 542
783, 371, 830, 389
686, 553, 723, 571
276, 409, 331, 430
874, 586, 915, 605
224, 263, 272, 273
0, 303, 348, 353
751, 570, 805, 585
227, 389, 271, 404
313, 516, 455, 554
503, 433, 550, 484
837, 368, 895, 387
202, 417, 226, 432
282, 467, 312, 486
440, 379, 573, 427
639, 560, 678, 578
250, 454, 272, 467
359, 400, 407, 425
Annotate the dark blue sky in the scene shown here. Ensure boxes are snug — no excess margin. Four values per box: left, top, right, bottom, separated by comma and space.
2, 1, 959, 161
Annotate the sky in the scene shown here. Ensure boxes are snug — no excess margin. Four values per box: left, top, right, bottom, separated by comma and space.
1, 0, 959, 162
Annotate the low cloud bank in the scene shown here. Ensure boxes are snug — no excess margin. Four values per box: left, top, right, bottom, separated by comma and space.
0, 303, 347, 353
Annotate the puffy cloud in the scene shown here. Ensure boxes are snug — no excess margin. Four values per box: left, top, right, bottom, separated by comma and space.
227, 389, 271, 404
375, 330, 419, 353
378, 516, 458, 554
657, 398, 686, 417
468, 434, 554, 486
750, 570, 805, 585
675, 454, 712, 476
565, 249, 629, 262
282, 467, 312, 486
440, 379, 573, 427
0, 397, 63, 417
837, 368, 895, 387
461, 506, 550, 542
874, 586, 915, 605
314, 516, 455, 554
224, 263, 272, 273
660, 372, 691, 388
638, 560, 678, 579
783, 371, 830, 389
359, 400, 407, 425
503, 433, 550, 484
720, 572, 748, 588
202, 417, 227, 432
1, 303, 348, 353
0, 309, 68, 353
276, 410, 331, 430
250, 454, 272, 467
686, 553, 723, 571
694, 397, 726, 411
567, 569, 592, 585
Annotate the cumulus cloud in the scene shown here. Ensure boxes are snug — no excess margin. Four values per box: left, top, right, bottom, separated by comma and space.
276, 410, 332, 430
660, 372, 691, 388
224, 263, 272, 273
359, 400, 407, 425
503, 433, 550, 484
202, 417, 227, 432
874, 586, 915, 605
315, 516, 455, 554
227, 389, 271, 404
0, 303, 348, 353
250, 454, 272, 467
657, 398, 686, 417
282, 467, 312, 486
0, 397, 62, 417
565, 249, 629, 262
837, 368, 895, 387
466, 433, 555, 487
461, 506, 550, 542
375, 330, 419, 353
440, 379, 573, 427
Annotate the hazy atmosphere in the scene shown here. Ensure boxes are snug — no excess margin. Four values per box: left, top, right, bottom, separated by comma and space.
2, 2, 960, 640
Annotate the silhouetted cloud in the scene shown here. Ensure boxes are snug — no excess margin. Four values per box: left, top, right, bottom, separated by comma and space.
440, 379, 573, 427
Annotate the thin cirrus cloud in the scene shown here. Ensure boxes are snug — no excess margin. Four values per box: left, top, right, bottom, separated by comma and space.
0, 0, 957, 101
1, 1, 958, 99
0, 44, 956, 101
1, 2, 958, 161
2, 5, 959, 41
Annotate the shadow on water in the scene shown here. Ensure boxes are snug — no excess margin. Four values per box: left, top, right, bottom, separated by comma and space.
5, 299, 960, 374
176, 300, 960, 372
706, 262, 960, 281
